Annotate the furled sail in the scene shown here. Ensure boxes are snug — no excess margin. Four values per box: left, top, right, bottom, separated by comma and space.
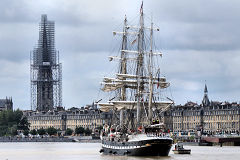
101, 74, 170, 92
99, 100, 173, 112
98, 103, 115, 112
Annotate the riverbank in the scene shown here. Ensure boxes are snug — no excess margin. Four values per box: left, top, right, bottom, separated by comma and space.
0, 136, 101, 143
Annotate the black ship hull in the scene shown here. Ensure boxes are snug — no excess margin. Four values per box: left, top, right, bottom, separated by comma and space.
100, 137, 173, 156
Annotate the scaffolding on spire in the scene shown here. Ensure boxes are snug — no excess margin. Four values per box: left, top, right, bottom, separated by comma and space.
30, 15, 62, 111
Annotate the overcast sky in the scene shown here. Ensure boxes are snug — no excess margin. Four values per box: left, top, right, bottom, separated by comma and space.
0, 0, 240, 110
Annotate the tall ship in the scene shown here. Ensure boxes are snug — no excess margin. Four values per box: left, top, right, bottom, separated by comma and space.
98, 3, 174, 156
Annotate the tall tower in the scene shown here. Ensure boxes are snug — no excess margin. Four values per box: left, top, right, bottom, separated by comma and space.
202, 83, 210, 107
31, 15, 62, 111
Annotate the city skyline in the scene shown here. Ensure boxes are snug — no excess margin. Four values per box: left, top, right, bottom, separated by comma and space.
0, 0, 240, 109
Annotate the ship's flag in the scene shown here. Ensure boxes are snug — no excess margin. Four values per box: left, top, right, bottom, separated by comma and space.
140, 1, 143, 13
131, 39, 137, 45
138, 126, 143, 132
157, 73, 160, 88
156, 69, 161, 88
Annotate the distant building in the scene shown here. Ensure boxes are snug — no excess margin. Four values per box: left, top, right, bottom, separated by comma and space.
171, 102, 202, 134
0, 97, 13, 111
27, 110, 67, 130
26, 104, 112, 131
66, 108, 104, 131
202, 101, 240, 134
170, 84, 240, 136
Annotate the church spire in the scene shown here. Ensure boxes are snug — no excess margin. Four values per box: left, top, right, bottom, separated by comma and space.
202, 83, 210, 107
204, 84, 208, 93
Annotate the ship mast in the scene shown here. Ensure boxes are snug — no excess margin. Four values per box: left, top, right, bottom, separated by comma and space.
119, 16, 128, 128
98, 2, 174, 131
148, 20, 154, 124
136, 2, 144, 126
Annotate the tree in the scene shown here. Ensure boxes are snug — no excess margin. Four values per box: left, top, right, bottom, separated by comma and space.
14, 109, 23, 124
30, 129, 37, 135
65, 128, 73, 136
23, 130, 29, 136
46, 127, 57, 136
0, 109, 28, 136
18, 116, 30, 131
96, 125, 103, 130
9, 125, 18, 136
75, 127, 85, 135
189, 136, 195, 141
84, 128, 92, 136
95, 125, 103, 133
38, 128, 46, 135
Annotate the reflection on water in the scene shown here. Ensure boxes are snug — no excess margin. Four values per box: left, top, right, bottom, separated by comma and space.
0, 142, 239, 160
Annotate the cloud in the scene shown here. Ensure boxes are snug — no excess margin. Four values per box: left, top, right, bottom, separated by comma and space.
161, 49, 240, 104
0, 0, 240, 109
147, 0, 240, 51
61, 51, 117, 107
0, 59, 29, 108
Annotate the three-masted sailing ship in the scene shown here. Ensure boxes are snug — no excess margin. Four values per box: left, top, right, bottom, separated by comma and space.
98, 3, 174, 156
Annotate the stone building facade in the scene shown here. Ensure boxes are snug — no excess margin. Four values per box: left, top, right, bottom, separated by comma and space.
171, 102, 202, 133
65, 107, 106, 130
27, 111, 67, 130
170, 84, 240, 135
26, 105, 112, 131
202, 102, 240, 134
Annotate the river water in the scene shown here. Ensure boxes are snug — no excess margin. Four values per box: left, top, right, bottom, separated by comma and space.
0, 142, 239, 160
